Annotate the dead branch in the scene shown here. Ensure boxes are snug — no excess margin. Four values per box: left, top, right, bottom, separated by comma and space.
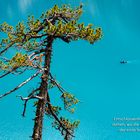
0, 64, 27, 78
17, 88, 40, 117
11, 67, 27, 75
0, 71, 11, 78
0, 70, 42, 99
0, 42, 14, 55
49, 73, 67, 94
0, 66, 33, 78
28, 48, 45, 59
17, 95, 43, 101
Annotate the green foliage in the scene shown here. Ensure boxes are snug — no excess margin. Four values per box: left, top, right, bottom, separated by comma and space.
0, 4, 102, 54
61, 92, 79, 113
53, 117, 80, 130
0, 4, 102, 81
0, 53, 32, 71
0, 22, 14, 33
41, 4, 83, 21
46, 105, 61, 116
0, 60, 6, 70
52, 116, 80, 138
9, 53, 28, 67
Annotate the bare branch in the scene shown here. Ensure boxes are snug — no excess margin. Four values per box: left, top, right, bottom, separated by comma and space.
28, 48, 45, 59
0, 66, 32, 79
49, 73, 67, 94
17, 88, 40, 116
0, 71, 11, 78
0, 42, 14, 55
17, 94, 43, 117
17, 95, 43, 101
0, 70, 42, 99
11, 67, 27, 75
0, 65, 22, 79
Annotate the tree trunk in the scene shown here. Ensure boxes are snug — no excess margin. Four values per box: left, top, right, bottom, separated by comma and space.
32, 36, 54, 140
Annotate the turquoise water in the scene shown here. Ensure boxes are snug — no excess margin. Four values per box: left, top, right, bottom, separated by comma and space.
1, 0, 140, 139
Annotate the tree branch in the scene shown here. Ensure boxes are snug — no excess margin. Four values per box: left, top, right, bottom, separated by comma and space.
28, 48, 45, 59
0, 66, 28, 78
0, 70, 42, 99
11, 67, 27, 75
49, 73, 67, 94
0, 71, 11, 78
58, 36, 71, 43
46, 91, 74, 139
16, 88, 43, 117
0, 42, 14, 55
49, 107, 74, 138
0, 12, 74, 55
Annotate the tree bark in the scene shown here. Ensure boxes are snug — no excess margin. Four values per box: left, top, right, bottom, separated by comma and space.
32, 36, 54, 140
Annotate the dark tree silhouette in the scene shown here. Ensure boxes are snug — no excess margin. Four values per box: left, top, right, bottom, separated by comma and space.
0, 4, 102, 140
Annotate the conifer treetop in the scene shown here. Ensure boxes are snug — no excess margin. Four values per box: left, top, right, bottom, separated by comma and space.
0, 4, 102, 140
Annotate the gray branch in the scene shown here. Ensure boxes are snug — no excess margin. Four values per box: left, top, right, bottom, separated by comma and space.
49, 73, 67, 94
0, 70, 42, 99
17, 88, 40, 117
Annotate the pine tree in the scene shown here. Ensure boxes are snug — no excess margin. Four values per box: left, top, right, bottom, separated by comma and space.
0, 4, 102, 140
